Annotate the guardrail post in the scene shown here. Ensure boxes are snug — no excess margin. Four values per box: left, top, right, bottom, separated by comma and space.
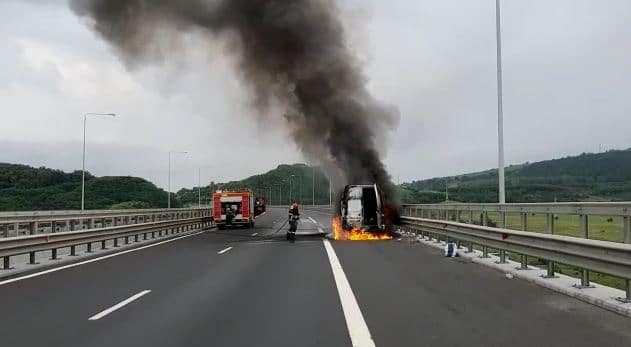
542, 261, 557, 279
518, 215, 530, 269
574, 270, 594, 289
624, 216, 631, 244
517, 255, 528, 270
70, 245, 77, 256
29, 252, 37, 265
497, 250, 508, 264
482, 212, 488, 226
496, 212, 508, 263
520, 212, 527, 231
101, 240, 107, 249
125, 236, 130, 244
468, 211, 473, 224
13, 222, 20, 236
135, 234, 140, 242
546, 213, 555, 234
144, 232, 148, 240
466, 242, 474, 253
114, 237, 119, 247
617, 280, 631, 303
51, 220, 56, 233
29, 222, 37, 235
2, 256, 10, 270
86, 242, 93, 253
481, 246, 489, 258
88, 219, 95, 230
580, 214, 588, 239
50, 248, 58, 260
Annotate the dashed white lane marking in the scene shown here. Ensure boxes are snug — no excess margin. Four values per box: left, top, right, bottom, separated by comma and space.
0, 231, 205, 287
323, 239, 375, 347
251, 232, 259, 237
218, 247, 233, 255
308, 216, 317, 224
88, 290, 151, 321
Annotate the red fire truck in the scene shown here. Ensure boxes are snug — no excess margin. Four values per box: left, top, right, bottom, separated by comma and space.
212, 190, 265, 229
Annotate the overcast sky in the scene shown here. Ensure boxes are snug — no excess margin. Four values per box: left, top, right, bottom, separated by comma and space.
1, 0, 630, 190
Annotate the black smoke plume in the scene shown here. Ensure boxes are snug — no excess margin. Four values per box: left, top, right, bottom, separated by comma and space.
70, 0, 400, 205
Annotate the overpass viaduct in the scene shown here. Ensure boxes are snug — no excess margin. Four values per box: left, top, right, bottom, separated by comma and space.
0, 203, 630, 346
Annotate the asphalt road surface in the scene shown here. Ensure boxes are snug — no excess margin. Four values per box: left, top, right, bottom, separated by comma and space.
0, 207, 630, 347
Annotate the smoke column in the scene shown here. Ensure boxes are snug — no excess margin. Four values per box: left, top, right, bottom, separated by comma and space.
70, 0, 400, 202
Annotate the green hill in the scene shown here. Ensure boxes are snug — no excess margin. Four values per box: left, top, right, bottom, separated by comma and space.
176, 164, 332, 206
0, 163, 175, 211
4, 148, 631, 211
402, 149, 631, 203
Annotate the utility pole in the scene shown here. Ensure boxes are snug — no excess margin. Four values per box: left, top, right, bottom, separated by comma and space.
496, 0, 506, 204
312, 167, 315, 206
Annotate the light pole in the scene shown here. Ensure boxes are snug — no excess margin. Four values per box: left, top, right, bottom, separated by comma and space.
275, 184, 282, 206
198, 166, 212, 207
328, 176, 333, 206
312, 167, 315, 206
289, 175, 296, 204
82, 112, 116, 211
168, 151, 188, 208
496, 0, 506, 204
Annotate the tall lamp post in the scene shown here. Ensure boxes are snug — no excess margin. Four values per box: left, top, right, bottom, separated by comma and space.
275, 184, 282, 206
82, 112, 116, 211
168, 151, 189, 208
496, 0, 506, 204
312, 167, 315, 206
289, 175, 296, 204
198, 166, 212, 207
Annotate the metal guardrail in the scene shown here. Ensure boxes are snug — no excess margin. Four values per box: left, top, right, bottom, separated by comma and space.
400, 202, 631, 303
0, 208, 211, 238
0, 215, 213, 270
401, 202, 631, 243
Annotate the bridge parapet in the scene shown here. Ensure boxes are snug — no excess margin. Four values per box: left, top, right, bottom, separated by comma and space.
0, 208, 213, 271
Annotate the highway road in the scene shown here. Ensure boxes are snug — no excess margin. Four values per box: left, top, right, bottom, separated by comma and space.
0, 207, 630, 347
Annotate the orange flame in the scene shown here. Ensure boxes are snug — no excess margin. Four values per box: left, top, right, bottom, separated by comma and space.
332, 217, 392, 241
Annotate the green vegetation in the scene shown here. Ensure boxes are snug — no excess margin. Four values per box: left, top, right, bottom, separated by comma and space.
402, 149, 631, 203
0, 163, 175, 211
176, 164, 332, 206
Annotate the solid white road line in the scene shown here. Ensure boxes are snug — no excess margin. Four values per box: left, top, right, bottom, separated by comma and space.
88, 290, 151, 321
218, 247, 233, 255
251, 232, 259, 237
323, 239, 375, 347
308, 216, 318, 224
0, 231, 206, 287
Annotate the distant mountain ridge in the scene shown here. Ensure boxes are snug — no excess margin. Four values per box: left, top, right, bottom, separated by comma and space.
401, 149, 631, 203
2, 148, 630, 211
0, 163, 173, 211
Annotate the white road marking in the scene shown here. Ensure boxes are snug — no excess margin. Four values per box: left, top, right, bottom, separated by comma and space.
218, 247, 233, 255
251, 232, 259, 237
88, 290, 151, 321
323, 239, 375, 347
0, 231, 206, 287
318, 227, 325, 234
308, 216, 317, 224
